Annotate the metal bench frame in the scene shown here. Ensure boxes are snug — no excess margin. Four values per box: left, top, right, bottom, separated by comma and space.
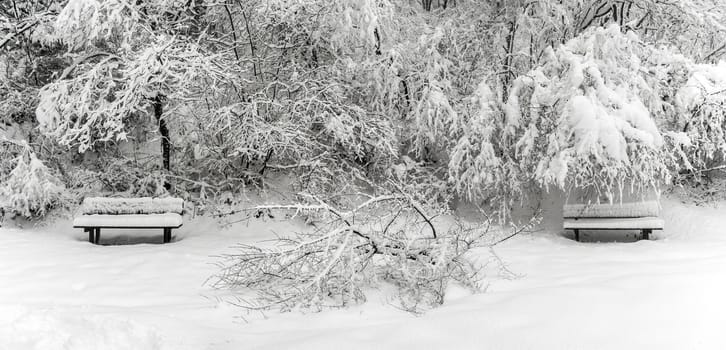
77, 225, 180, 244
564, 217, 663, 242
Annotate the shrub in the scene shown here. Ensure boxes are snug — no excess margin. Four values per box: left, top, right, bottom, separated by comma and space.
0, 145, 67, 218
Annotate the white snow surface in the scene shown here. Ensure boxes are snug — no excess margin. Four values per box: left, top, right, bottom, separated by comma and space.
2, 197, 726, 349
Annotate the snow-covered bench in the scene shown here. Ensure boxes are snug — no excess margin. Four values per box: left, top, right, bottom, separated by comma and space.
563, 200, 664, 241
73, 197, 184, 244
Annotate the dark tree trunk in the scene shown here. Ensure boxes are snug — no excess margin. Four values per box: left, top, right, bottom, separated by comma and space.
154, 96, 172, 191
374, 28, 382, 55
502, 20, 516, 102
422, 0, 432, 11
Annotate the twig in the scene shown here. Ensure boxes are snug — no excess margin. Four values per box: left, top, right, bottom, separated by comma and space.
391, 183, 437, 238
492, 211, 542, 246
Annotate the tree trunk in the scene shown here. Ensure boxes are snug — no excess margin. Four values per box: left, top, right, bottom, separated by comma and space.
502, 20, 516, 102
154, 96, 172, 191
422, 0, 432, 11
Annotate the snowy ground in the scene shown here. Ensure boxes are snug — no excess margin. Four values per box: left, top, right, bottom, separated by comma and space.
2, 197, 726, 349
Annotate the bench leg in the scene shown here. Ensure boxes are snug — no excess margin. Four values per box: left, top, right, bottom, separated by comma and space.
642, 229, 651, 240
574, 229, 580, 242
163, 228, 171, 243
95, 228, 101, 244
86, 228, 93, 243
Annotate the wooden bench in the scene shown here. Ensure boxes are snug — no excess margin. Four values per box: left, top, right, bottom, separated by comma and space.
563, 201, 664, 241
73, 197, 184, 244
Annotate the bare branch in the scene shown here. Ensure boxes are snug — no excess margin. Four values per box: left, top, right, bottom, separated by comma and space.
0, 20, 38, 50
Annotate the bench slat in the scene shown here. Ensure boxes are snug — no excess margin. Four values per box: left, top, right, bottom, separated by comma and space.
563, 217, 664, 230
81, 197, 184, 215
563, 201, 660, 218
73, 213, 183, 228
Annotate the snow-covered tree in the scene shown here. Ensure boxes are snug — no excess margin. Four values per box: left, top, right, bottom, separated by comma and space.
0, 141, 66, 217
447, 24, 676, 206
670, 61, 726, 180
35, 0, 222, 177
508, 25, 672, 200
32, 0, 407, 202
0, 0, 73, 218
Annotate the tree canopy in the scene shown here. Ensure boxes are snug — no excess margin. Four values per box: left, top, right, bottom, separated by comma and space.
2, 0, 726, 217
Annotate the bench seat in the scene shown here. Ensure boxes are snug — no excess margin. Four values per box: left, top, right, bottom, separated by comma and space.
73, 213, 183, 229
563, 217, 664, 230
563, 201, 660, 218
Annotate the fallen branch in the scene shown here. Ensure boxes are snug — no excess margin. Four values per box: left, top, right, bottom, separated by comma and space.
209, 190, 498, 313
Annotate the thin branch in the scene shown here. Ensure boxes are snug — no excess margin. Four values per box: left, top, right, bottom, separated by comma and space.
391, 183, 437, 239
0, 20, 38, 50
59, 52, 120, 80
223, 2, 240, 62
704, 42, 726, 62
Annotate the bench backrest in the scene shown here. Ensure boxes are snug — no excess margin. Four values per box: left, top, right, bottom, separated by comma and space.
81, 197, 184, 215
563, 200, 660, 218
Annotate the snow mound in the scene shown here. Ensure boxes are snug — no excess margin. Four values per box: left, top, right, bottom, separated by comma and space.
81, 197, 184, 215
0, 307, 162, 350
